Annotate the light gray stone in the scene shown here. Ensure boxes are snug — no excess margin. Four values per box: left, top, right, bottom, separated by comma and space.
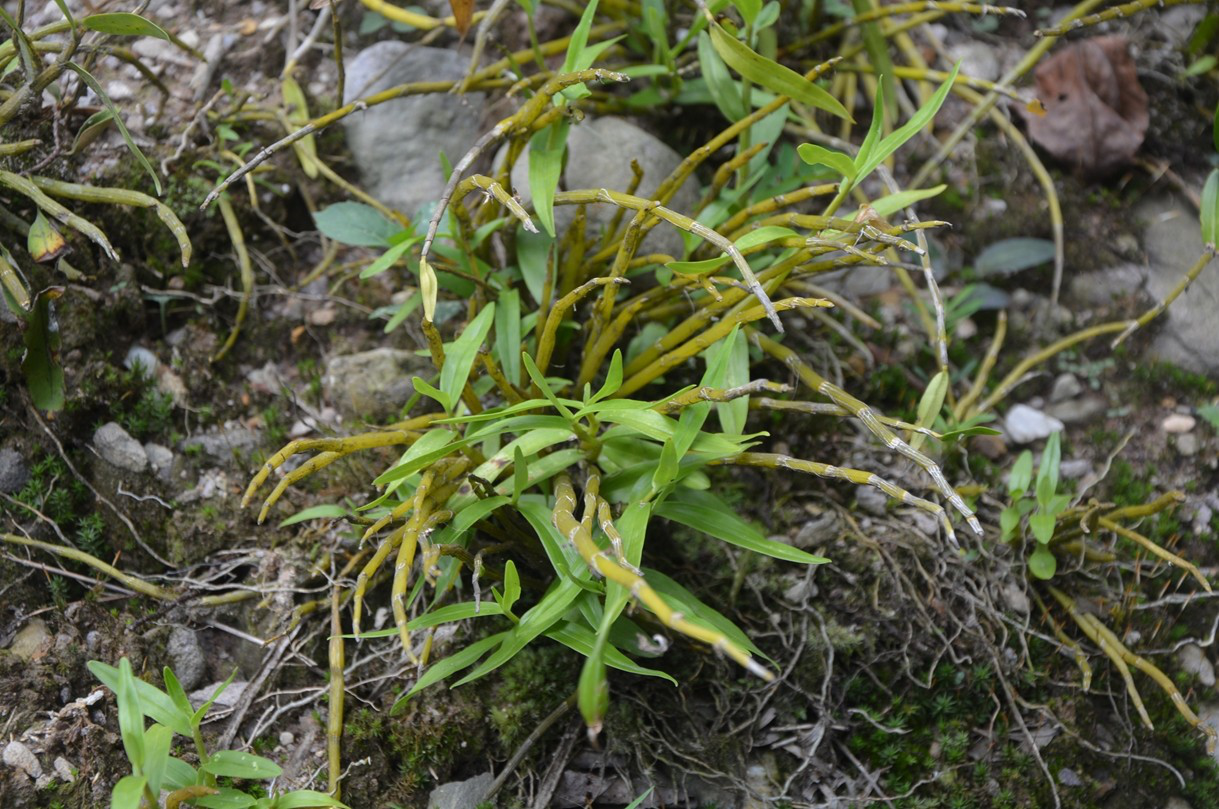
1176, 433, 1200, 457
1179, 643, 1216, 688
1137, 194, 1219, 376
947, 41, 1000, 82
498, 116, 701, 257
1044, 395, 1108, 426
2, 741, 41, 779
1057, 767, 1082, 787
0, 447, 29, 494
1162, 413, 1196, 433
167, 626, 206, 690
324, 347, 432, 422
181, 424, 262, 462
9, 618, 51, 660
1000, 582, 1030, 615
428, 772, 493, 809
343, 42, 485, 217
1049, 373, 1083, 403
93, 422, 147, 473
1003, 404, 1064, 445
144, 443, 174, 482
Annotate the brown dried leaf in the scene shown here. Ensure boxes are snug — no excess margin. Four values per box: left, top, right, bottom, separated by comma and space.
1022, 36, 1149, 176
450, 0, 474, 36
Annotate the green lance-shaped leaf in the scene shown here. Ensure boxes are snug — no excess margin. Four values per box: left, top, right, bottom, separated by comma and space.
797, 144, 857, 182
708, 19, 850, 121
282, 75, 319, 179
83, 12, 171, 39
658, 489, 828, 565
201, 750, 283, 780
852, 62, 961, 185
1202, 169, 1218, 247
66, 63, 162, 195
528, 119, 569, 237
439, 302, 496, 412
1007, 450, 1033, 496
21, 286, 66, 412
698, 30, 746, 121
910, 370, 948, 452
110, 775, 148, 809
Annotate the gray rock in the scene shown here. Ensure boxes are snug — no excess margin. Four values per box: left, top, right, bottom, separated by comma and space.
343, 42, 485, 217
9, 618, 51, 660
166, 626, 206, 690
1000, 582, 1030, 615
1044, 395, 1108, 426
143, 443, 174, 482
947, 41, 1000, 82
498, 116, 701, 257
1059, 459, 1092, 480
181, 424, 262, 462
1003, 404, 1063, 445
855, 484, 888, 516
2, 740, 41, 779
1049, 373, 1083, 403
124, 345, 159, 376
1164, 799, 1194, 809
324, 347, 432, 422
1068, 262, 1149, 307
427, 772, 493, 809
0, 448, 29, 494
94, 422, 148, 473
1179, 643, 1216, 688
1057, 767, 1082, 787
51, 757, 74, 783
1176, 433, 1200, 457
1136, 194, 1219, 375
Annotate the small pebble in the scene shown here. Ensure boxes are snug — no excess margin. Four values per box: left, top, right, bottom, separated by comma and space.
1179, 643, 1216, 688
1058, 767, 1083, 787
1050, 373, 1083, 402
52, 757, 74, 783
279, 731, 294, 746
1004, 404, 1064, 445
3, 741, 42, 779
1163, 414, 1196, 433
1176, 433, 1200, 457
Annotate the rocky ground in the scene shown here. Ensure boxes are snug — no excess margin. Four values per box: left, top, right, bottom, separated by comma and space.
1, 2, 1219, 808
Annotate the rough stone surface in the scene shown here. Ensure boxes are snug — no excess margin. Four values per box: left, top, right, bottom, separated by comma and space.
1176, 432, 1200, 457
166, 626, 206, 690
1003, 404, 1064, 445
1179, 643, 1216, 688
93, 422, 148, 473
1162, 413, 1196, 433
1057, 767, 1082, 787
144, 443, 175, 481
1164, 798, 1194, 809
343, 42, 485, 217
1137, 194, 1219, 375
1044, 395, 1108, 426
9, 618, 51, 660
324, 347, 432, 422
2, 741, 41, 779
181, 425, 262, 462
0, 447, 29, 494
427, 772, 493, 809
500, 116, 700, 257
1049, 373, 1083, 402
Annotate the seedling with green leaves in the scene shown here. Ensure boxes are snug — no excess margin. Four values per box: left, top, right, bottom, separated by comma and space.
89, 658, 348, 809
1001, 431, 1070, 580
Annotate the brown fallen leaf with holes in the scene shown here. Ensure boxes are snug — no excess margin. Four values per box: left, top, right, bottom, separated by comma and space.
1021, 36, 1148, 177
